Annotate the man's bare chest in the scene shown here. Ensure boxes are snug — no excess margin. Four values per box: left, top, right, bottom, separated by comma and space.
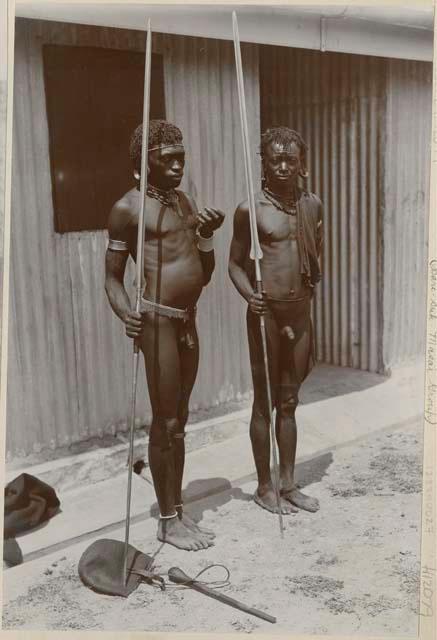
256, 203, 298, 244
131, 198, 197, 239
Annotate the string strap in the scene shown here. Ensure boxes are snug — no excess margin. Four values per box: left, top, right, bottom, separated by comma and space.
130, 568, 166, 591
192, 563, 231, 588
131, 563, 231, 592
168, 564, 231, 590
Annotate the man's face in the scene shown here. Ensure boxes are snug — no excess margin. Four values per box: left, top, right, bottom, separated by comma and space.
263, 141, 301, 190
147, 145, 185, 189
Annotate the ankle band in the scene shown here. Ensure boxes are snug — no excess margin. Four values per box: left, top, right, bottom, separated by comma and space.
159, 512, 178, 520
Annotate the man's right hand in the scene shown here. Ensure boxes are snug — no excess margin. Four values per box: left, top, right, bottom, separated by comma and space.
123, 310, 144, 339
248, 291, 268, 316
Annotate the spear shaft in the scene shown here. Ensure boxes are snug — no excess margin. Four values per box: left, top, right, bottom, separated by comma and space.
232, 11, 284, 537
124, 18, 152, 585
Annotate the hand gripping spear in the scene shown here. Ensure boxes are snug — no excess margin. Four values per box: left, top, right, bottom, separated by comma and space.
232, 12, 284, 537
123, 18, 152, 585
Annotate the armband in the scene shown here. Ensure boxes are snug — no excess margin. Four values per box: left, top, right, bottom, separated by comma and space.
108, 238, 129, 252
196, 232, 214, 253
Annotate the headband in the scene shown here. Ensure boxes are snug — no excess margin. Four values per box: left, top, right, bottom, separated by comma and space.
148, 143, 184, 152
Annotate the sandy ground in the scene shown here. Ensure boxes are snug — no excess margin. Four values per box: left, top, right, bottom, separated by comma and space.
2, 419, 422, 635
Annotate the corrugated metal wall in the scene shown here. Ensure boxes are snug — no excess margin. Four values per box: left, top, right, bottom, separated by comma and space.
162, 32, 260, 410
260, 46, 431, 374
7, 19, 259, 458
382, 59, 432, 371
7, 20, 431, 459
260, 46, 386, 372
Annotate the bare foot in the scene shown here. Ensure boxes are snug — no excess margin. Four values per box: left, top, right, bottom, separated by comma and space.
282, 487, 320, 512
157, 517, 210, 551
254, 487, 297, 514
177, 509, 216, 539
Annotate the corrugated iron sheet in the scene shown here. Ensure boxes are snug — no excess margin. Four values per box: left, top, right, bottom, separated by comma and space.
7, 20, 431, 460
382, 59, 432, 370
162, 32, 260, 410
7, 19, 259, 458
260, 46, 387, 372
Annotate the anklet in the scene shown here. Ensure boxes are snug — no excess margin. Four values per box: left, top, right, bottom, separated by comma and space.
159, 512, 178, 519
174, 503, 183, 508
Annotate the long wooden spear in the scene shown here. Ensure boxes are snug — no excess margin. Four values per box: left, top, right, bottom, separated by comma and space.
232, 11, 284, 537
123, 18, 152, 585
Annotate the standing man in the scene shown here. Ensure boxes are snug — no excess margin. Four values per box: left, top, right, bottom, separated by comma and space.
105, 120, 224, 550
229, 126, 323, 516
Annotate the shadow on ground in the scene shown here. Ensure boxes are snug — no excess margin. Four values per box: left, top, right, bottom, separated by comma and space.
148, 451, 334, 525
299, 365, 386, 405
295, 452, 334, 488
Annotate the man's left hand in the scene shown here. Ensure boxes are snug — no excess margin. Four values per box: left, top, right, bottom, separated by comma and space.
197, 207, 225, 238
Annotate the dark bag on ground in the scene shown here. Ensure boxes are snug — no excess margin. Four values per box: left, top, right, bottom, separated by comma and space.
78, 538, 164, 597
4, 473, 60, 538
3, 473, 60, 567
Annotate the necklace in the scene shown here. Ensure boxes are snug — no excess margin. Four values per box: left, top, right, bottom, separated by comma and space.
147, 184, 179, 209
262, 186, 299, 216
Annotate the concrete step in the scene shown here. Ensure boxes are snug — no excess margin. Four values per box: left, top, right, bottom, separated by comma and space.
12, 473, 154, 561
10, 395, 422, 565
5, 410, 250, 493
5, 362, 424, 495
3, 413, 423, 615
5, 362, 424, 564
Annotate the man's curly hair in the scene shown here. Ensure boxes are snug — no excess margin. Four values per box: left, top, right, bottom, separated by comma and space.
260, 126, 308, 174
129, 120, 183, 171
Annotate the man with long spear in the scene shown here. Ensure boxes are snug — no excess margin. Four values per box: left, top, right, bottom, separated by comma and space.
105, 116, 225, 551
229, 17, 323, 521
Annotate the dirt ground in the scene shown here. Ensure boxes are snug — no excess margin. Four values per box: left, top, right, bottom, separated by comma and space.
2, 419, 422, 635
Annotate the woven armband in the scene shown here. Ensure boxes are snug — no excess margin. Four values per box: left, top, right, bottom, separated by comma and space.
196, 232, 214, 253
108, 238, 129, 252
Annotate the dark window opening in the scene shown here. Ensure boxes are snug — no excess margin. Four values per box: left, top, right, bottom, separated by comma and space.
43, 44, 165, 233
